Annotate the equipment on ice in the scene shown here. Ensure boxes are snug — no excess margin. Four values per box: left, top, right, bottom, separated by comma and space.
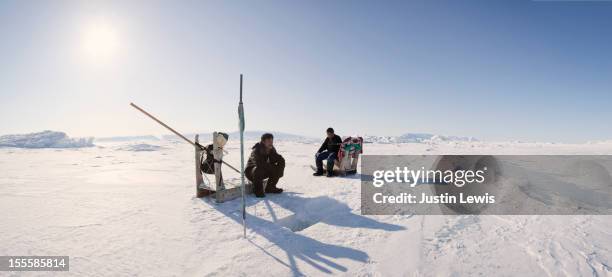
338, 136, 363, 174
194, 132, 253, 202
312, 136, 363, 176
129, 102, 252, 203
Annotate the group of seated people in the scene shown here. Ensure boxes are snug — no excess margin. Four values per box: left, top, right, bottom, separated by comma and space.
245, 127, 343, 198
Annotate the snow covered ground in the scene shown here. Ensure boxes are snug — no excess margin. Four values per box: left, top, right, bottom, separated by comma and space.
1, 138, 611, 276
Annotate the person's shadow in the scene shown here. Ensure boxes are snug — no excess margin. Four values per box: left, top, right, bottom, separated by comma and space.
200, 192, 404, 276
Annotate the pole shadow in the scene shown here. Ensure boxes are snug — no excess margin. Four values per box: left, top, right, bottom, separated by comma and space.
199, 192, 404, 276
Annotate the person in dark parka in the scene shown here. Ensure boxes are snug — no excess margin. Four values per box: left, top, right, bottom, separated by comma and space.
313, 127, 343, 177
245, 133, 285, 198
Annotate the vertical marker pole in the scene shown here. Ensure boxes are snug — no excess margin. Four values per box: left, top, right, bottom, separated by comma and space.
238, 74, 246, 238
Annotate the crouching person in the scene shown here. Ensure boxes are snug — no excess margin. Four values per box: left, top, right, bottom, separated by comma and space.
246, 133, 285, 198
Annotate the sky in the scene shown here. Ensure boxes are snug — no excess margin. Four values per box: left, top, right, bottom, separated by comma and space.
0, 0, 611, 142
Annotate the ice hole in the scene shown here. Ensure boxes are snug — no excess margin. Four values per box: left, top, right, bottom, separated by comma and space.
276, 214, 319, 232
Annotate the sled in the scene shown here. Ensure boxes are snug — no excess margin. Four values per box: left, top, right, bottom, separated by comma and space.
196, 133, 253, 203
312, 137, 363, 176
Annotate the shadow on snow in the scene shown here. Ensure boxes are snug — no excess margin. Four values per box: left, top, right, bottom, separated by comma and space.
199, 192, 404, 276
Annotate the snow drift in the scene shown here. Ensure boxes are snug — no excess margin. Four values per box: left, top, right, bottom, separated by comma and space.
0, 131, 94, 148
116, 143, 166, 152
95, 135, 160, 142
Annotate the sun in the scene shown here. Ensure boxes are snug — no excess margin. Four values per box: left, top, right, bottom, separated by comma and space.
80, 20, 119, 63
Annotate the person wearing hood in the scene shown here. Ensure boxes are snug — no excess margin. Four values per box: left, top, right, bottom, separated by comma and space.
245, 133, 285, 198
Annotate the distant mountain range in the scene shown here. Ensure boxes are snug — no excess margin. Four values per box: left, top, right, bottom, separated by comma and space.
148, 131, 477, 144
162, 131, 319, 143
92, 131, 477, 144
363, 133, 477, 144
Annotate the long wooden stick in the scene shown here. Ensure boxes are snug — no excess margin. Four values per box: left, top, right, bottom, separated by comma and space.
130, 102, 241, 174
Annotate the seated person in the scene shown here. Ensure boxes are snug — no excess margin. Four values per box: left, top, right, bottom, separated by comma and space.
245, 133, 285, 198
313, 127, 342, 177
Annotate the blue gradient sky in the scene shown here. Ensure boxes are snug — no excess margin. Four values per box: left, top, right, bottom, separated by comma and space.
1, 0, 611, 142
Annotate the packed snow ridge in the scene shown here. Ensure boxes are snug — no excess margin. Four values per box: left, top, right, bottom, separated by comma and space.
363, 133, 477, 144
95, 135, 160, 142
116, 143, 166, 152
0, 130, 94, 148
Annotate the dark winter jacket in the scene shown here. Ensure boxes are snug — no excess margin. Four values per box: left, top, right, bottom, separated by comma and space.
317, 134, 343, 155
246, 142, 285, 173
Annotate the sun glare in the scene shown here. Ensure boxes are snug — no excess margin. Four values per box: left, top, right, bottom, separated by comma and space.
81, 20, 119, 63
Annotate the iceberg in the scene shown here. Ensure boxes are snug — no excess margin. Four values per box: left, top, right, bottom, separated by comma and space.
0, 130, 94, 148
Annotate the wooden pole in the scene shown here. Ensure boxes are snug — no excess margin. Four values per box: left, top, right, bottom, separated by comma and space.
130, 102, 241, 174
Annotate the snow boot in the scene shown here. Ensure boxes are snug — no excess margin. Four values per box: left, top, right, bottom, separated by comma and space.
253, 181, 265, 198
254, 190, 265, 198
313, 171, 324, 176
265, 187, 283, 194
326, 160, 334, 177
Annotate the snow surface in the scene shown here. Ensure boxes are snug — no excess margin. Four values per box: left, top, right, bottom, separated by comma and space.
0, 131, 93, 149
1, 138, 611, 276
